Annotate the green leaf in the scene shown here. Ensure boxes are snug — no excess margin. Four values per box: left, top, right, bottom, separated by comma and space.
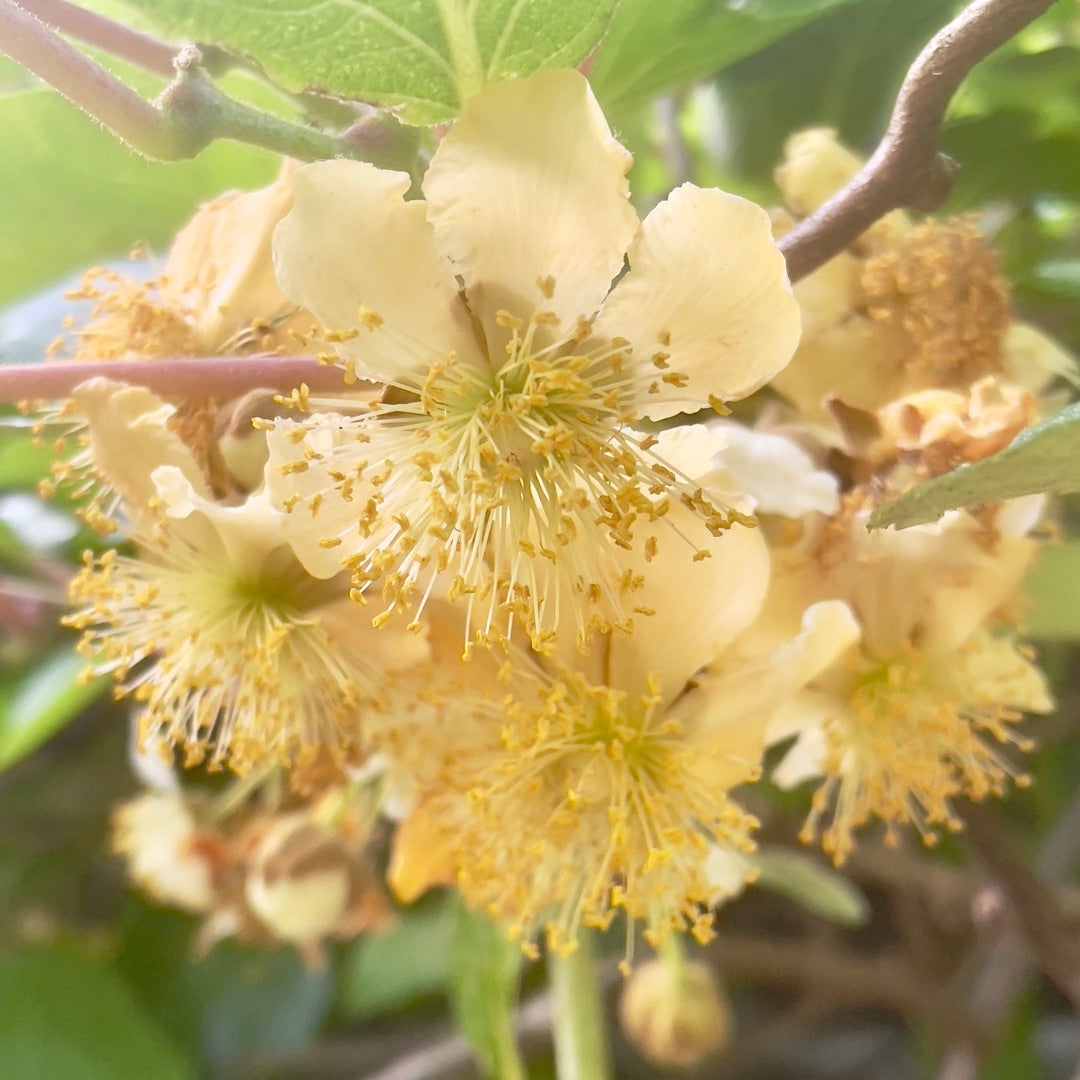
117, 903, 333, 1071
1026, 541, 1080, 640
591, 0, 871, 121
340, 898, 455, 1019
0, 648, 108, 771
869, 402, 1080, 530
120, 0, 617, 125
750, 847, 870, 927
449, 901, 525, 1079
0, 89, 276, 306
0, 941, 194, 1080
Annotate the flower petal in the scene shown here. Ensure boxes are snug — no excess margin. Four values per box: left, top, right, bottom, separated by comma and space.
273, 160, 477, 384
423, 69, 637, 334
595, 184, 801, 420
73, 378, 209, 515
606, 502, 771, 706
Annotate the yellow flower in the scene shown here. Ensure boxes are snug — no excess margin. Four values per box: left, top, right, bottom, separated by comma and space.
266, 69, 799, 651
770, 129, 1075, 422
763, 494, 1052, 864
64, 379, 427, 773
71, 165, 312, 363
387, 492, 857, 960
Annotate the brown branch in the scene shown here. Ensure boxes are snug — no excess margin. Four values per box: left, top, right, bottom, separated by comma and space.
0, 357, 362, 401
0, 7, 373, 162
709, 934, 986, 1049
778, 0, 1057, 283
15, 0, 177, 77
960, 802, 1080, 1010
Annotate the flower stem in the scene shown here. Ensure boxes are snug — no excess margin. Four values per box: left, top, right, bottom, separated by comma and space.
549, 933, 613, 1080
0, 6, 378, 163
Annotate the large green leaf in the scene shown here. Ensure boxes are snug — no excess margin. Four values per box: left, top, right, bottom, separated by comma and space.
0, 942, 194, 1080
120, 0, 617, 125
0, 89, 276, 306
590, 0, 871, 120
869, 402, 1080, 530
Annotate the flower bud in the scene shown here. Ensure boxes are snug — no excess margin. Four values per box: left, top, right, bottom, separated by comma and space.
619, 957, 732, 1069
243, 814, 353, 945
112, 792, 218, 912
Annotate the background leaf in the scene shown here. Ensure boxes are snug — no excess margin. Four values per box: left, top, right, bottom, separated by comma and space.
119, 0, 618, 125
590, 0, 870, 119
0, 89, 276, 307
449, 900, 524, 1078
0, 941, 194, 1080
751, 848, 871, 927
0, 649, 108, 771
869, 402, 1080, 529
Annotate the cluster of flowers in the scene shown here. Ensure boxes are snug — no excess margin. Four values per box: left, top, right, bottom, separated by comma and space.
57, 71, 1064, 964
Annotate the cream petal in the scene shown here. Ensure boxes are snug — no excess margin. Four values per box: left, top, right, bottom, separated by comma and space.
262, 414, 370, 580
770, 714, 831, 789
152, 465, 283, 569
273, 160, 477, 384
704, 421, 839, 518
605, 502, 771, 707
594, 184, 801, 420
690, 601, 859, 735
73, 378, 209, 516
423, 69, 637, 335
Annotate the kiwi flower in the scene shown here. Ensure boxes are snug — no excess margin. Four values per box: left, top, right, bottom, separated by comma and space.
266, 68, 799, 651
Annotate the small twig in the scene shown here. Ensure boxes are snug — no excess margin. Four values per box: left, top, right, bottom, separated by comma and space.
778, 0, 1056, 283
0, 356, 359, 401
15, 0, 177, 77
961, 803, 1080, 1010
709, 934, 985, 1048
1, 0, 178, 157
0, 6, 372, 162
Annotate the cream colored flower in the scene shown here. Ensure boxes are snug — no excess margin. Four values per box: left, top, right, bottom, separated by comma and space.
71, 166, 312, 363
762, 494, 1052, 864
386, 474, 857, 959
771, 129, 1075, 422
64, 379, 427, 773
266, 69, 799, 651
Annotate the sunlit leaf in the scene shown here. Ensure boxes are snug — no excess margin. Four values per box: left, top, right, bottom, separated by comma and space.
120, 0, 618, 125
0, 942, 194, 1080
869, 402, 1080, 530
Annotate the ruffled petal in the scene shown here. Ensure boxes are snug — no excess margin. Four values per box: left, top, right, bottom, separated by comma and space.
273, 160, 477, 384
423, 68, 637, 335
594, 184, 801, 420
73, 378, 210, 516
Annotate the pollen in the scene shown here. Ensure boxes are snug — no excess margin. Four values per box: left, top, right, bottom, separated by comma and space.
858, 217, 1011, 386
277, 305, 751, 652
802, 638, 1035, 866
448, 670, 758, 958
63, 523, 378, 775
